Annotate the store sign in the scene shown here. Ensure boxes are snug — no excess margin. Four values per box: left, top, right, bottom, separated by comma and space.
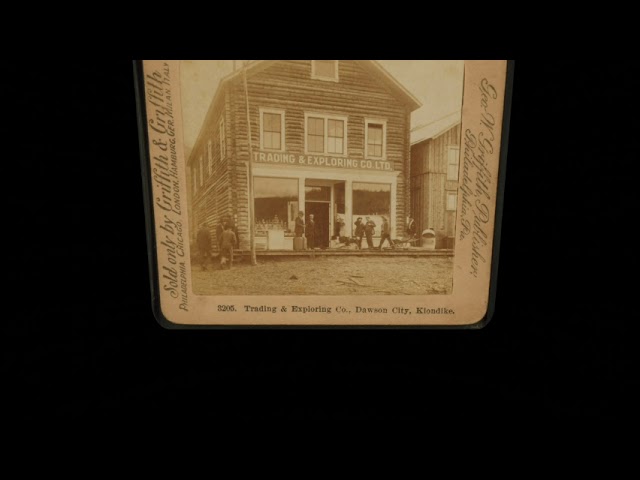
253, 151, 393, 171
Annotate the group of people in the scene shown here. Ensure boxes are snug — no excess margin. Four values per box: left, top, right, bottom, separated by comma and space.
353, 216, 388, 250
294, 211, 316, 249
196, 215, 238, 271
196, 213, 420, 267
353, 215, 417, 250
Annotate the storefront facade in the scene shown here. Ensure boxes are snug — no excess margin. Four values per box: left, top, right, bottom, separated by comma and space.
188, 60, 421, 250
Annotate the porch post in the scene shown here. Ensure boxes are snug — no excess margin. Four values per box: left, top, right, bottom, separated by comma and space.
298, 177, 305, 217
345, 179, 352, 237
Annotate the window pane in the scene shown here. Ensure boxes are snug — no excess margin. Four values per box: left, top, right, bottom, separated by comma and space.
368, 124, 382, 143
367, 123, 383, 157
308, 117, 323, 135
314, 60, 336, 78
327, 137, 335, 153
309, 135, 323, 153
368, 144, 383, 157
326, 119, 344, 154
264, 113, 281, 133
446, 193, 458, 211
448, 147, 459, 164
328, 119, 343, 137
254, 177, 299, 233
263, 113, 282, 150
328, 137, 343, 154
265, 132, 281, 150
352, 182, 391, 216
447, 164, 459, 181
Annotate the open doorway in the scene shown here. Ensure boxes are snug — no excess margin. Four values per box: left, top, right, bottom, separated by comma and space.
305, 201, 330, 248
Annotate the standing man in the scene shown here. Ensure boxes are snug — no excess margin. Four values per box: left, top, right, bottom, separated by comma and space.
354, 217, 364, 249
227, 215, 240, 249
219, 223, 237, 270
295, 211, 305, 237
196, 222, 212, 271
216, 216, 228, 265
378, 216, 392, 250
364, 216, 376, 249
306, 214, 316, 250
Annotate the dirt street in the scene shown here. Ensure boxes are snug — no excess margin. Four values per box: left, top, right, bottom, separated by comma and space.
192, 256, 453, 296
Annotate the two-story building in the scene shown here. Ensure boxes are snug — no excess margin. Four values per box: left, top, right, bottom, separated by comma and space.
187, 60, 421, 251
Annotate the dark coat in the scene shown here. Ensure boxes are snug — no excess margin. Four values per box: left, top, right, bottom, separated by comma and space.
217, 222, 239, 248
306, 220, 316, 238
407, 219, 417, 237
295, 216, 305, 235
354, 220, 365, 237
381, 219, 390, 235
220, 230, 237, 249
365, 220, 376, 235
197, 227, 211, 252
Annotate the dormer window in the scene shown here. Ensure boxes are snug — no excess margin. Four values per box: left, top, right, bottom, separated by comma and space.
312, 60, 338, 82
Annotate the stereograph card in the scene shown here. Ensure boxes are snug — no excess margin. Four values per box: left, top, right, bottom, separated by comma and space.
135, 60, 513, 327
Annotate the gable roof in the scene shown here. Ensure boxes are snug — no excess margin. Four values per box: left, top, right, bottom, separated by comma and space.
410, 111, 461, 145
190, 60, 422, 163
355, 60, 422, 111
218, 60, 422, 111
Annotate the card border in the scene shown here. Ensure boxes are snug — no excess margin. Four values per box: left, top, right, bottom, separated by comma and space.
134, 60, 515, 329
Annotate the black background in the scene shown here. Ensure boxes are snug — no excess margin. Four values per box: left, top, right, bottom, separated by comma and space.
4, 55, 635, 425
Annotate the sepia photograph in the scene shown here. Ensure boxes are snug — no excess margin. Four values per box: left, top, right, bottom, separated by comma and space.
139, 59, 509, 325
181, 60, 465, 296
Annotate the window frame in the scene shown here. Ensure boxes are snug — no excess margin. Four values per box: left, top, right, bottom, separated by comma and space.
304, 112, 348, 156
446, 191, 458, 211
198, 155, 204, 186
311, 60, 339, 82
447, 146, 460, 181
364, 118, 387, 160
259, 108, 286, 152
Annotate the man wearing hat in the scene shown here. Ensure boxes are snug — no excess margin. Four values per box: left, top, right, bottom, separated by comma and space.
306, 213, 316, 250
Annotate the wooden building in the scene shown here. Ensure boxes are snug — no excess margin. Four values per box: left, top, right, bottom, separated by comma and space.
187, 60, 421, 250
410, 115, 461, 249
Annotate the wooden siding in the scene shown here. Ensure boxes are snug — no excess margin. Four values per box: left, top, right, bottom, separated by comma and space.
188, 90, 234, 248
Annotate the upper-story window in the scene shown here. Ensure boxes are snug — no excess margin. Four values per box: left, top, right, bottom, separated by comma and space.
365, 118, 387, 159
198, 155, 204, 186
447, 146, 460, 181
260, 108, 285, 151
305, 113, 347, 155
312, 60, 339, 82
